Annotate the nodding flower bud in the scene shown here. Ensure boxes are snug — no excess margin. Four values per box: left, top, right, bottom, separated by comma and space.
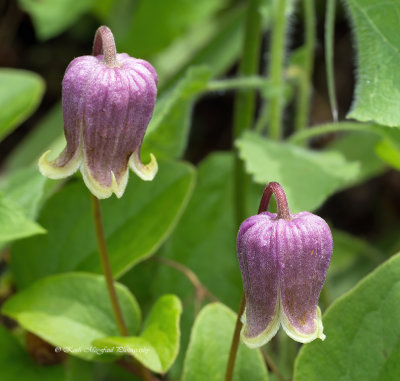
39, 26, 158, 199
237, 182, 332, 348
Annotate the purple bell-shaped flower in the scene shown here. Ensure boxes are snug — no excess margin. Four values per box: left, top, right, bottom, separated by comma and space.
38, 26, 158, 199
237, 182, 332, 347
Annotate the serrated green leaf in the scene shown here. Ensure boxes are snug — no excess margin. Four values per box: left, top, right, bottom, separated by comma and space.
0, 194, 45, 243
94, 294, 182, 374
142, 66, 211, 160
236, 131, 360, 212
294, 252, 400, 381
345, 0, 400, 126
2, 273, 141, 361
0, 325, 65, 381
0, 69, 44, 142
18, 0, 95, 40
182, 303, 268, 381
10, 160, 195, 289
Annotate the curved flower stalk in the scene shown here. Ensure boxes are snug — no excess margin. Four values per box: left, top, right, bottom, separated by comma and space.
237, 182, 332, 348
39, 26, 158, 199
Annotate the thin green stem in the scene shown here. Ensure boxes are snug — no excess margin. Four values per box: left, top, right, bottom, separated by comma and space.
90, 194, 129, 336
288, 122, 379, 143
225, 294, 246, 381
325, 0, 338, 121
294, 0, 316, 132
206, 76, 269, 92
267, 0, 290, 139
261, 350, 287, 381
232, 0, 262, 229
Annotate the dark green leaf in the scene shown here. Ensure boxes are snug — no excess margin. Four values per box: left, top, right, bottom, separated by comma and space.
10, 160, 195, 288
294, 252, 400, 381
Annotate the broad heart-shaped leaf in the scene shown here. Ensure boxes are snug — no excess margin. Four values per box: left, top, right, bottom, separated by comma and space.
0, 194, 45, 243
294, 252, 400, 381
0, 325, 65, 381
2, 273, 141, 361
182, 303, 268, 381
0, 69, 44, 142
236, 131, 360, 212
10, 160, 195, 289
141, 66, 211, 160
345, 0, 400, 127
93, 295, 182, 374
18, 0, 94, 40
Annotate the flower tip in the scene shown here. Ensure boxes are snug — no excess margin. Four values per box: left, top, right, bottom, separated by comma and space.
129, 152, 158, 181
38, 149, 81, 179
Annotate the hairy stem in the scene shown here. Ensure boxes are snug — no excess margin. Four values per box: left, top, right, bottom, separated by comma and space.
92, 25, 118, 67
225, 294, 246, 381
294, 0, 316, 132
258, 182, 291, 220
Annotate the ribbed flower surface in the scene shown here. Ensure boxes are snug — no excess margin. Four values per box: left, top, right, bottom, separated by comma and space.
237, 211, 332, 347
39, 52, 158, 199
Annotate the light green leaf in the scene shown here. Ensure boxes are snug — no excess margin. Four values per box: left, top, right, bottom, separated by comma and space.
236, 131, 360, 212
142, 66, 211, 160
0, 194, 45, 243
294, 252, 400, 381
182, 303, 268, 381
345, 0, 400, 126
374, 138, 400, 170
18, 0, 95, 40
0, 69, 44, 142
0, 324, 65, 381
94, 295, 182, 373
11, 160, 195, 288
2, 273, 141, 361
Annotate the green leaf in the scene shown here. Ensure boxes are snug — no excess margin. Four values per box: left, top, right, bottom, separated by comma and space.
10, 160, 195, 289
294, 252, 400, 380
142, 66, 211, 160
5, 103, 63, 170
94, 294, 182, 373
116, 0, 229, 58
18, 0, 95, 40
0, 69, 44, 142
236, 131, 360, 212
0, 325, 65, 381
0, 194, 45, 243
0, 167, 49, 219
345, 0, 400, 126
182, 303, 268, 381
374, 138, 400, 170
2, 273, 141, 361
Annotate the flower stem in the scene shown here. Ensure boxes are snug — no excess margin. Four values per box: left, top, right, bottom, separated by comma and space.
206, 76, 269, 92
90, 194, 129, 337
294, 0, 316, 132
92, 25, 118, 67
267, 0, 290, 139
225, 294, 246, 381
232, 0, 262, 230
258, 182, 291, 220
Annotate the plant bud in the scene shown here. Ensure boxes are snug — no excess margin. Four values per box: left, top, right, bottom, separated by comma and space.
237, 182, 332, 347
39, 26, 158, 199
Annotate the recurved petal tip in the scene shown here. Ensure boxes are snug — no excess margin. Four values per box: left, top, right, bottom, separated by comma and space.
38, 149, 81, 179
129, 151, 158, 181
280, 305, 325, 344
